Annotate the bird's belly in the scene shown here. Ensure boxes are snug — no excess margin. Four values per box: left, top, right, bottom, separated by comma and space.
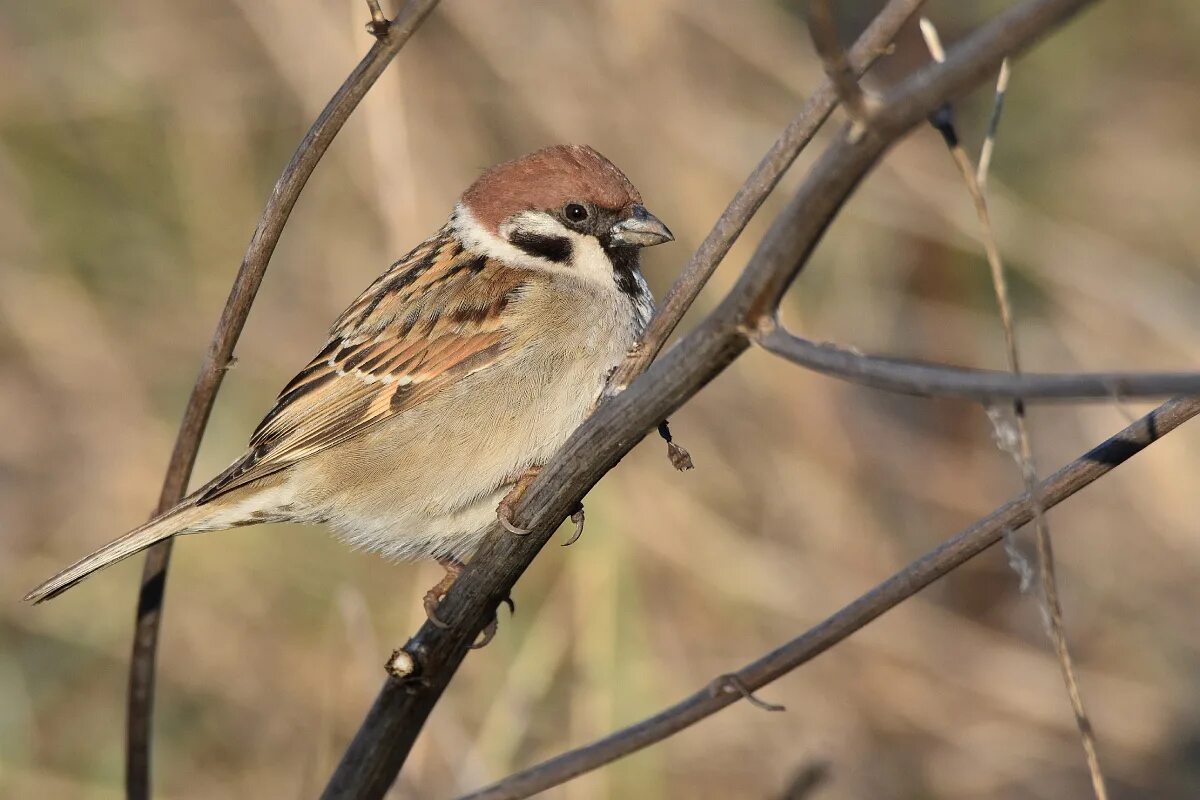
291, 341, 616, 561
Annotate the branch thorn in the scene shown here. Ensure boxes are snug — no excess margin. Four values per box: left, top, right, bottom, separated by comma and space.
711, 673, 786, 713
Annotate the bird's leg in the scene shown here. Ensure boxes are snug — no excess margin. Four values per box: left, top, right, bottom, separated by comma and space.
423, 558, 464, 629
497, 466, 541, 535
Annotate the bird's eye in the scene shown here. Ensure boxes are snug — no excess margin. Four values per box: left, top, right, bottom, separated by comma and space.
564, 203, 589, 223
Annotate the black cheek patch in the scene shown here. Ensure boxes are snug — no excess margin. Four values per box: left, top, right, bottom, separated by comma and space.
509, 231, 573, 263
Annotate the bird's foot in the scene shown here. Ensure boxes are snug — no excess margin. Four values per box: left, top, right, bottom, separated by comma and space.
497, 466, 541, 535
422, 558, 516, 649
423, 558, 465, 629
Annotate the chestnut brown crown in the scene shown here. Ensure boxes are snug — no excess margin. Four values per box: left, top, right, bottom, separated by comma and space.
461, 144, 643, 234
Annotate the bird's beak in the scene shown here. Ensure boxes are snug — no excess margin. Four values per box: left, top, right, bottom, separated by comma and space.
609, 205, 674, 248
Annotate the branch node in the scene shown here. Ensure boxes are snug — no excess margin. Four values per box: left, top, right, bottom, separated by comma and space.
657, 420, 695, 471
710, 673, 786, 713
928, 103, 959, 148
385, 647, 417, 680
667, 441, 695, 472
808, 0, 876, 129
365, 0, 391, 38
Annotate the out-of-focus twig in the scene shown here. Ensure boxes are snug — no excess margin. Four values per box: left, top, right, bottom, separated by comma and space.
807, 0, 873, 125
978, 59, 1010, 190
920, 17, 1109, 799
322, 2, 1099, 798
124, 2, 441, 798
755, 322, 1200, 400
458, 397, 1198, 800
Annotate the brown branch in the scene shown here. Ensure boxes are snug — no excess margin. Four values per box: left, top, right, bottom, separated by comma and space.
607, 0, 927, 392
459, 395, 1198, 800
755, 324, 1200, 401
321, 1, 1099, 798
807, 0, 873, 125
123, 2, 441, 798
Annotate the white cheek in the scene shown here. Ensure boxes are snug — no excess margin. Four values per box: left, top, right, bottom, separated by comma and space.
500, 210, 619, 285
451, 203, 546, 268
563, 232, 615, 283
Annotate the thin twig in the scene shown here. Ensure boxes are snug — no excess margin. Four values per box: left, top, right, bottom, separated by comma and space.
977, 59, 1010, 191
755, 324, 1200, 400
122, 2, 441, 798
459, 397, 1199, 800
920, 18, 1108, 799
807, 0, 874, 126
608, 0, 927, 392
322, 2, 1099, 797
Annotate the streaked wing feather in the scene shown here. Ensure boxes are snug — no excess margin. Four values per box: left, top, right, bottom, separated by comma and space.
196, 230, 529, 504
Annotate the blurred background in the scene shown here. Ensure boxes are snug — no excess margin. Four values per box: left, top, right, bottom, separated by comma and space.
3, 1, 1200, 797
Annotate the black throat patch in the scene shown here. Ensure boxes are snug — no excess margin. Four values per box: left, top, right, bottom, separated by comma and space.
603, 243, 643, 300
509, 230, 572, 263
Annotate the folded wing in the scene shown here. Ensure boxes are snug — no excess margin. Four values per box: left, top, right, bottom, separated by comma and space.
197, 232, 530, 503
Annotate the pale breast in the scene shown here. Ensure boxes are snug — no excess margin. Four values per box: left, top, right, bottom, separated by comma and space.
291, 272, 647, 558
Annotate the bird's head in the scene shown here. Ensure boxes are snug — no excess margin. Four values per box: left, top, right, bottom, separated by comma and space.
453, 144, 672, 288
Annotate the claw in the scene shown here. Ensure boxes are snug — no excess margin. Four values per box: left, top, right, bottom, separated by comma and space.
562, 503, 586, 546
471, 615, 499, 649
423, 592, 450, 629
498, 503, 532, 535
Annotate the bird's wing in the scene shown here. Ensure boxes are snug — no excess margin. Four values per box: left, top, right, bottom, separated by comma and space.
195, 230, 532, 504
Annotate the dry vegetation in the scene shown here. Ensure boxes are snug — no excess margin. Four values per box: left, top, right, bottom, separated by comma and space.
3, 1, 1200, 798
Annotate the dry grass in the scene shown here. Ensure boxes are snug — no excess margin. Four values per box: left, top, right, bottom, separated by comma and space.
3, 1, 1200, 798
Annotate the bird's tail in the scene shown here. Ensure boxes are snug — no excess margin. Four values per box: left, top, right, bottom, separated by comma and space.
24, 500, 217, 604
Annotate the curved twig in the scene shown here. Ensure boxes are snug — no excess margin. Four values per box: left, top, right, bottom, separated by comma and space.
458, 396, 1197, 800
755, 324, 1200, 401
124, 2, 441, 797
321, 1, 1098, 798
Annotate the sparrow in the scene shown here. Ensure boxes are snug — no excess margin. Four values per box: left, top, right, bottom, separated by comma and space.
25, 144, 673, 634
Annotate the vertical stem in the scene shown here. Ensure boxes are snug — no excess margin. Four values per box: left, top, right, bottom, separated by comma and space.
123, 3, 441, 796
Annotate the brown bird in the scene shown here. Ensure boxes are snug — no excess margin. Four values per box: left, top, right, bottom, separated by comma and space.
25, 144, 673, 631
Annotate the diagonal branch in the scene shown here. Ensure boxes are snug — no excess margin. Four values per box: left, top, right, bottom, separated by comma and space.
460, 395, 1198, 800
608, 0, 926, 392
322, 1, 1100, 797
123, 2, 441, 798
755, 323, 1200, 401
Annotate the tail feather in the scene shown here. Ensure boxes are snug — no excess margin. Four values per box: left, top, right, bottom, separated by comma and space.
25, 502, 212, 604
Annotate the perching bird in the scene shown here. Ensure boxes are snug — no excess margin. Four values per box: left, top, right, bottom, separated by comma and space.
25, 144, 673, 628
